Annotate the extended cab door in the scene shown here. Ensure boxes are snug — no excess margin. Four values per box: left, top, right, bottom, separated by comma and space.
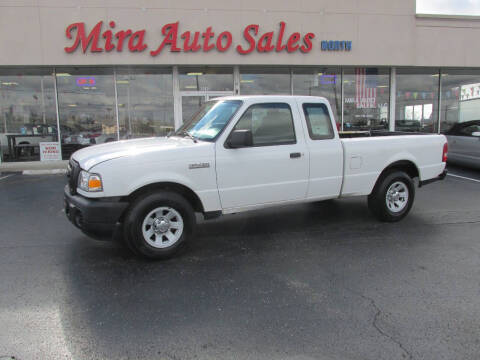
215, 100, 309, 211
299, 100, 343, 200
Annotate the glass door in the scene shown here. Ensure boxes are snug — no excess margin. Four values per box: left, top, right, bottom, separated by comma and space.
175, 67, 235, 128
181, 95, 206, 124
180, 91, 233, 125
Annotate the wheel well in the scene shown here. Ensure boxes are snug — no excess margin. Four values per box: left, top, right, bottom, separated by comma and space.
124, 182, 204, 214
374, 160, 420, 188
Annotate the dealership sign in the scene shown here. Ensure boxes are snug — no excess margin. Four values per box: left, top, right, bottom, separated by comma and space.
64, 21, 352, 55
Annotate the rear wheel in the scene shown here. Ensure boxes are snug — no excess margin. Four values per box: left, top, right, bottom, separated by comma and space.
368, 171, 415, 222
123, 191, 195, 259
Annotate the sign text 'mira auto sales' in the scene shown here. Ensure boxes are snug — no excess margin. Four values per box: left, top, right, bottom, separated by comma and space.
64, 21, 352, 56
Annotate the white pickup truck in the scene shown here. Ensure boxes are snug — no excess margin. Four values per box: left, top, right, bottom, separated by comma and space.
64, 96, 448, 259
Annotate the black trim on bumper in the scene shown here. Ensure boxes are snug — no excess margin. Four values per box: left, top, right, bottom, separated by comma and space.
419, 170, 447, 187
64, 185, 128, 239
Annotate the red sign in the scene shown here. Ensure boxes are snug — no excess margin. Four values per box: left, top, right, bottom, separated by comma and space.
76, 76, 96, 86
64, 21, 315, 56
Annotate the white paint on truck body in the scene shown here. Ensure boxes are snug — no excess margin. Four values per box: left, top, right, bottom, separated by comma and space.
71, 95, 447, 215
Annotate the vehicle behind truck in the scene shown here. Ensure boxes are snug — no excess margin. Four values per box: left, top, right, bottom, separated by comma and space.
64, 95, 447, 259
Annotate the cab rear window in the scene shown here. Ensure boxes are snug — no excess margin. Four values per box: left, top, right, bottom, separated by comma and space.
302, 103, 334, 140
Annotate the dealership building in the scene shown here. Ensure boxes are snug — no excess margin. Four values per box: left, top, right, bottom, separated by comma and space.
1, 0, 480, 162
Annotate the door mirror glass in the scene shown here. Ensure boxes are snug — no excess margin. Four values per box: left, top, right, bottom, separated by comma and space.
226, 129, 253, 148
472, 131, 480, 137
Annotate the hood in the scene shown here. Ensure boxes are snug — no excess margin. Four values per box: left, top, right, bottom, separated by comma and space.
72, 136, 201, 170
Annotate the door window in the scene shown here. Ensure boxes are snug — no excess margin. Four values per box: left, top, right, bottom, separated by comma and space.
458, 122, 480, 136
232, 103, 296, 146
302, 103, 334, 140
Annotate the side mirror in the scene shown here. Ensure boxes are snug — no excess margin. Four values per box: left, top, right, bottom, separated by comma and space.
226, 129, 253, 148
471, 131, 480, 137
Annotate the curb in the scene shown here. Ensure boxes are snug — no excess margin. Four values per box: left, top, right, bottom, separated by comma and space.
22, 169, 67, 175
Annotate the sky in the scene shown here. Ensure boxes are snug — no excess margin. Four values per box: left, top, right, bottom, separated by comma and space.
416, 0, 480, 15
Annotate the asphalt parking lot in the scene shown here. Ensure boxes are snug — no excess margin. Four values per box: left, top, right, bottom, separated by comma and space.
0, 166, 479, 360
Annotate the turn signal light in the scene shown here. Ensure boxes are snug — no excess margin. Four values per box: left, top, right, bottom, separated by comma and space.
78, 170, 103, 192
88, 178, 102, 189
442, 142, 448, 162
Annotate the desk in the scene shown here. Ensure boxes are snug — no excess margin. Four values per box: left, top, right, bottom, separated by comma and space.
6, 134, 54, 161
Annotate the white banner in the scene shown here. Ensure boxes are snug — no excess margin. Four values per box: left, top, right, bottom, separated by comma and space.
460, 83, 480, 101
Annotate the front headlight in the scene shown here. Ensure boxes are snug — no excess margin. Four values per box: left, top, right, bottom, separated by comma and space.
78, 170, 103, 192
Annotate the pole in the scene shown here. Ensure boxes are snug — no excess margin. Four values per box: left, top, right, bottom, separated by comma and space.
53, 68, 63, 159
113, 68, 121, 140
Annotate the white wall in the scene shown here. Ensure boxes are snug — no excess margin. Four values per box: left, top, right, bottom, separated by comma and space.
0, 0, 479, 67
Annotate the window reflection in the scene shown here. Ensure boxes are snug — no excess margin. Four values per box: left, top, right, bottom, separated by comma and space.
396, 69, 439, 132
343, 68, 390, 131
440, 69, 480, 133
293, 68, 341, 127
179, 67, 233, 91
116, 68, 173, 139
56, 68, 117, 159
182, 96, 205, 124
0, 68, 57, 162
240, 68, 291, 95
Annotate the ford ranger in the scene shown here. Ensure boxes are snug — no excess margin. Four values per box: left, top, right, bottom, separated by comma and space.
64, 96, 448, 259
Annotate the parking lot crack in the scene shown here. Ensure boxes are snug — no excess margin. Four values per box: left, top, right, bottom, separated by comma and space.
357, 292, 414, 360
281, 272, 414, 360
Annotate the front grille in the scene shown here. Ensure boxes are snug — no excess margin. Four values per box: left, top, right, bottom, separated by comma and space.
68, 159, 80, 195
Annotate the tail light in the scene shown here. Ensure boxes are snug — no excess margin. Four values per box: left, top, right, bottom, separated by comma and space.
442, 142, 448, 162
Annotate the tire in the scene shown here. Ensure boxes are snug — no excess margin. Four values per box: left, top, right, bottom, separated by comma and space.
367, 170, 415, 222
123, 191, 195, 259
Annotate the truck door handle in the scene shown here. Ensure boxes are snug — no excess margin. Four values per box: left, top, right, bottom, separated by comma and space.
290, 152, 302, 159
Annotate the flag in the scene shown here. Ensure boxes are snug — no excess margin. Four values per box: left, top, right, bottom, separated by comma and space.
355, 68, 377, 109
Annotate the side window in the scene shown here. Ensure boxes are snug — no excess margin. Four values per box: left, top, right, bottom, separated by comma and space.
233, 103, 296, 146
302, 103, 334, 140
458, 123, 480, 136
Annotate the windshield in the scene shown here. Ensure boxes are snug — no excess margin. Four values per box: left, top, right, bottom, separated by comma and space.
174, 100, 243, 141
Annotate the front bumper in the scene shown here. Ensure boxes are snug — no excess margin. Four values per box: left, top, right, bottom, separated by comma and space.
64, 185, 128, 239
419, 169, 447, 187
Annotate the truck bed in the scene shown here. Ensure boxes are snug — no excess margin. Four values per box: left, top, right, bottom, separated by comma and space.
339, 133, 446, 197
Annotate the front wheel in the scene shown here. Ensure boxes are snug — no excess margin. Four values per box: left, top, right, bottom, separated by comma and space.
368, 171, 415, 222
123, 191, 195, 259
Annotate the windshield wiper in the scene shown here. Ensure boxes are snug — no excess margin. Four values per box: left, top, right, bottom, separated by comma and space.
179, 130, 197, 143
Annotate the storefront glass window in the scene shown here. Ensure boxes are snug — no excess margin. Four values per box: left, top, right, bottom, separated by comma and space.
116, 68, 174, 139
56, 68, 117, 159
343, 68, 390, 131
293, 68, 341, 127
240, 68, 291, 95
395, 68, 439, 133
0, 68, 57, 162
179, 67, 233, 91
440, 69, 480, 133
